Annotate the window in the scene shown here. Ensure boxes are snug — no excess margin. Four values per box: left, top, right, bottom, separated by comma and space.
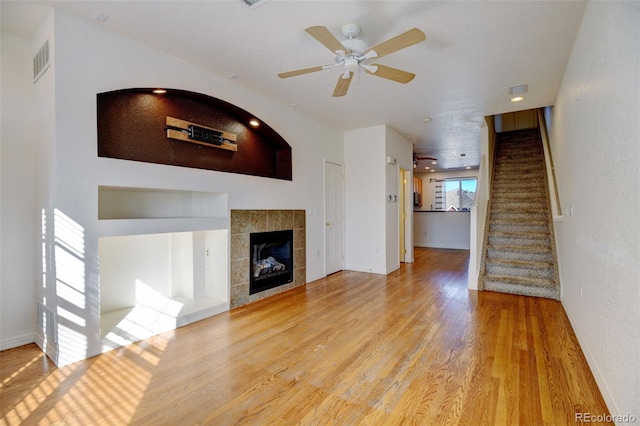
444, 178, 477, 211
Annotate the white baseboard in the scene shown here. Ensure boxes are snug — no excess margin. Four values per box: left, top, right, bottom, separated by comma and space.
344, 263, 387, 275
1, 333, 36, 351
305, 272, 326, 284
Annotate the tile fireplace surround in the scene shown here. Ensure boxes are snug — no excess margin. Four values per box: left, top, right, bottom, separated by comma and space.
230, 210, 306, 308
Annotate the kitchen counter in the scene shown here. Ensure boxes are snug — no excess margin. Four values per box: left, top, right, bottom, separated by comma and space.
413, 210, 470, 250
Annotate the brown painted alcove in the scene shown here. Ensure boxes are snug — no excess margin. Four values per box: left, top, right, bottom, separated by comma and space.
97, 88, 292, 180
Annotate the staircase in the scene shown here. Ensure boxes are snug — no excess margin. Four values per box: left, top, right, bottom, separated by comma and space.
479, 128, 560, 300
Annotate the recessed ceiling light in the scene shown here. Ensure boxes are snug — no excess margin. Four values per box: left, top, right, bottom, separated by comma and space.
152, 89, 167, 94
510, 96, 525, 102
425, 167, 430, 170
249, 119, 260, 127
430, 169, 435, 172
466, 166, 471, 170
431, 161, 437, 164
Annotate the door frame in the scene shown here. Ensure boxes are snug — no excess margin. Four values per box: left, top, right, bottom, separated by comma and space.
324, 160, 345, 275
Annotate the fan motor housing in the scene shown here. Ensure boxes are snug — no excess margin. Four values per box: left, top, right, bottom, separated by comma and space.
342, 38, 368, 56
341, 23, 361, 38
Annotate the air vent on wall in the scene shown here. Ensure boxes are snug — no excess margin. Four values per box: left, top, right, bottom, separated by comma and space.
33, 39, 50, 83
239, 0, 270, 9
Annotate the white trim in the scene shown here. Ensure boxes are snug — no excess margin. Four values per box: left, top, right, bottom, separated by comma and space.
1, 333, 36, 351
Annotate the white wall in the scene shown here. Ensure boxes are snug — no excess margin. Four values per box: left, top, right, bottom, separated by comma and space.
0, 32, 38, 349
344, 126, 386, 273
384, 126, 414, 269
414, 211, 470, 250
344, 125, 413, 274
0, 9, 344, 360
551, 1, 640, 417
468, 121, 492, 290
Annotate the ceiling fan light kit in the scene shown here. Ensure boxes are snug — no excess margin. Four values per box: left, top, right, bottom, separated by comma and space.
278, 23, 426, 97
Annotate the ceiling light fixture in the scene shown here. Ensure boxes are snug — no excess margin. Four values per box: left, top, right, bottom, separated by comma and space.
509, 83, 528, 102
431, 161, 437, 164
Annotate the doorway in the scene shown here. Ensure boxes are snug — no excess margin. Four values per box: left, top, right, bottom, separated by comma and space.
324, 161, 345, 275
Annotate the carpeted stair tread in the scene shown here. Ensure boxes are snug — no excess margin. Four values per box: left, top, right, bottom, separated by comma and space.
490, 217, 547, 225
490, 211, 548, 219
492, 181, 545, 189
485, 259, 556, 280
487, 244, 550, 253
490, 206, 549, 215
491, 192, 547, 200
487, 246, 553, 263
493, 168, 545, 176
483, 273, 556, 289
490, 223, 549, 235
483, 276, 558, 299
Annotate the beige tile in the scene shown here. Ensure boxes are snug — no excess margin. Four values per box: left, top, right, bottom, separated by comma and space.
294, 268, 306, 286
230, 233, 250, 261
230, 283, 248, 308
294, 248, 306, 269
268, 210, 282, 231
230, 258, 249, 286
231, 210, 251, 234
281, 210, 294, 230
251, 210, 268, 233
294, 210, 306, 230
294, 229, 305, 250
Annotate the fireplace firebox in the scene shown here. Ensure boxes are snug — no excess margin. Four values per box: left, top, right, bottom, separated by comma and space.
250, 230, 294, 295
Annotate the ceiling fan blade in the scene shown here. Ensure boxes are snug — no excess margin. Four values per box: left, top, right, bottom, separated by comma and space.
366, 64, 416, 84
332, 72, 353, 97
306, 26, 347, 54
278, 65, 325, 79
365, 28, 426, 59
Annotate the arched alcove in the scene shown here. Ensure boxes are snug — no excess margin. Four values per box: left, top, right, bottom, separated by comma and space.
97, 88, 292, 180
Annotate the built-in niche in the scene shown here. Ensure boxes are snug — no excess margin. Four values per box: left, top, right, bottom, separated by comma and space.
97, 88, 292, 180
97, 185, 229, 352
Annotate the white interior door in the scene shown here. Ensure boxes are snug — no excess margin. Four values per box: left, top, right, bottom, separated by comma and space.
325, 161, 345, 275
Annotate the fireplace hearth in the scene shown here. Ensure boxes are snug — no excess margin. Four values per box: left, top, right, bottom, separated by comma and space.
250, 230, 293, 295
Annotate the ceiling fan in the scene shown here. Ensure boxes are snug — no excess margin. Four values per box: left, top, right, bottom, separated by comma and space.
414, 153, 438, 168
278, 24, 426, 97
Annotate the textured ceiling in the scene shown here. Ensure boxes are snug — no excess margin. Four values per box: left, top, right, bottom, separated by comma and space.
1, 0, 586, 171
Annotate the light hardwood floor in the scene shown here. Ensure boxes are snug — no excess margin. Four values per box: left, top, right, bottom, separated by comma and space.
1, 248, 610, 425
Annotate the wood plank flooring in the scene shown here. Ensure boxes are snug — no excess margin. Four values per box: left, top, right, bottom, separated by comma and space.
1, 248, 610, 425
